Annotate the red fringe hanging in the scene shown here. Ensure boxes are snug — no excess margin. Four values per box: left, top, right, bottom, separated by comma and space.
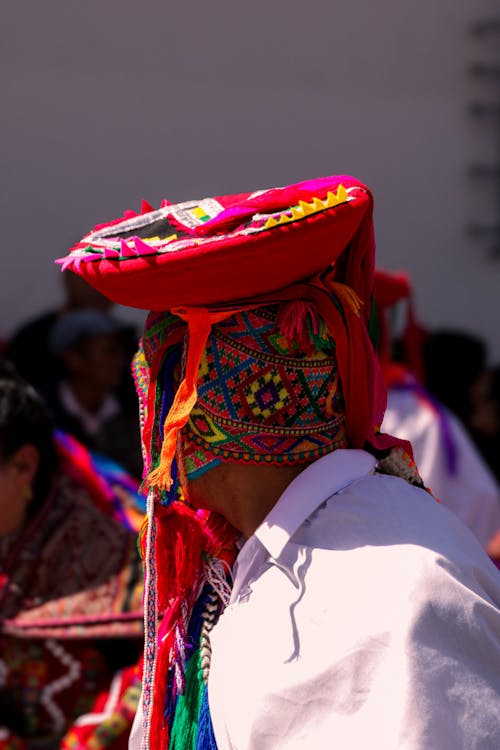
148, 501, 239, 747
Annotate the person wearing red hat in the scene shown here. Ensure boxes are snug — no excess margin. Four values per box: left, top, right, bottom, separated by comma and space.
374, 269, 500, 549
60, 176, 500, 750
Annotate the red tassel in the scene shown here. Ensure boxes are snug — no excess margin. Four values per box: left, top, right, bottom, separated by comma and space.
203, 511, 240, 566
277, 300, 319, 355
148, 502, 239, 746
155, 503, 206, 612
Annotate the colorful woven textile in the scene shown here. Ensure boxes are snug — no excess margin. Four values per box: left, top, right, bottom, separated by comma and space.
0, 462, 143, 640
0, 442, 144, 747
60, 661, 142, 750
182, 305, 347, 479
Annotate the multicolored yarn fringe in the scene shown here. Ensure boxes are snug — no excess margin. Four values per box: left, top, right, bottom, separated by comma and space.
138, 503, 238, 750
167, 584, 220, 750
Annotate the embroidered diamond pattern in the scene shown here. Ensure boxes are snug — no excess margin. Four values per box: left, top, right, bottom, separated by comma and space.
189, 409, 228, 444
244, 371, 290, 420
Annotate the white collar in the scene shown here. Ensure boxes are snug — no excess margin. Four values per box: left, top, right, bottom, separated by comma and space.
254, 449, 377, 559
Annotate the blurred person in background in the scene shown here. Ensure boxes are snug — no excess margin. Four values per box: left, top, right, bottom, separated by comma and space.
376, 271, 500, 549
7, 272, 114, 388
42, 310, 142, 479
422, 331, 498, 454
7, 272, 141, 478
0, 361, 143, 750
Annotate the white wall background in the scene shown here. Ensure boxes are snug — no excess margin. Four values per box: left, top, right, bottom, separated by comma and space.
2, 1, 500, 356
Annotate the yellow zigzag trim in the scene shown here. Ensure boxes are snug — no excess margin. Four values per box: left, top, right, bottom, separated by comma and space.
263, 184, 348, 231
143, 233, 178, 244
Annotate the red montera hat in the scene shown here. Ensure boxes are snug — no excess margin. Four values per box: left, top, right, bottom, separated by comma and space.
59, 175, 401, 491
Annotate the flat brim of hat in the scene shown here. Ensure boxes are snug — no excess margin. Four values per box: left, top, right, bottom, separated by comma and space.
59, 178, 372, 312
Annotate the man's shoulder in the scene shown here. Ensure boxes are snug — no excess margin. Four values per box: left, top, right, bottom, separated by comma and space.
296, 472, 498, 594
299, 471, 443, 543
213, 476, 500, 750
314, 471, 469, 538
